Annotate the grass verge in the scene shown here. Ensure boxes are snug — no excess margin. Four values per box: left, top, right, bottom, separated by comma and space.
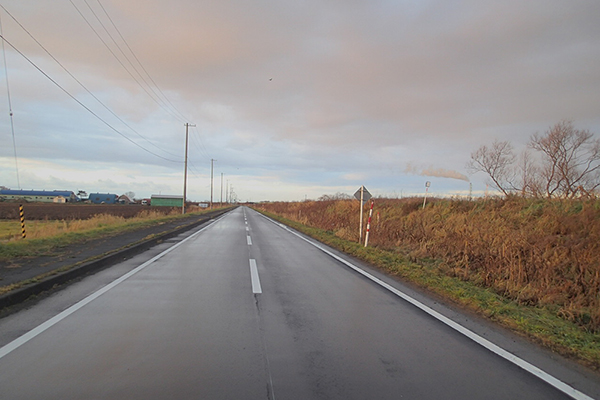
255, 208, 600, 370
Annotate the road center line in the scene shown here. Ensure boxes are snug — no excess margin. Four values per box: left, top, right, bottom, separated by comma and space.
249, 259, 262, 294
247, 235, 252, 245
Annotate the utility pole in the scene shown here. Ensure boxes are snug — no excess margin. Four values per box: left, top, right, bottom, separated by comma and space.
182, 123, 195, 214
210, 159, 216, 209
220, 173, 223, 206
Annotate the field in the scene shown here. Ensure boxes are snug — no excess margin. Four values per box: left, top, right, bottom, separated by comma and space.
0, 202, 204, 242
0, 202, 181, 220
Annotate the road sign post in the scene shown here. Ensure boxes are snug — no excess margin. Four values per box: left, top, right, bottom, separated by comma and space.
354, 186, 372, 242
423, 181, 431, 209
359, 187, 363, 241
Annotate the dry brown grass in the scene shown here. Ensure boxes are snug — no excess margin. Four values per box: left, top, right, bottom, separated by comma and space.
1, 209, 183, 242
257, 197, 600, 332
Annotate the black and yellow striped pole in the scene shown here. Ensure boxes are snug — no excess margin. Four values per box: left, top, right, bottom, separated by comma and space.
19, 204, 26, 239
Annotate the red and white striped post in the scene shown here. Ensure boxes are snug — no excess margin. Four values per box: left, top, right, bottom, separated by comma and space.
364, 200, 374, 247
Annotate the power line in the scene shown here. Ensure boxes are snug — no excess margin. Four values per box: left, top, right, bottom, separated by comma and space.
0, 13, 19, 188
0, 4, 182, 160
0, 33, 182, 163
190, 126, 212, 160
69, 0, 186, 123
187, 160, 205, 176
82, 0, 174, 116
94, 0, 191, 123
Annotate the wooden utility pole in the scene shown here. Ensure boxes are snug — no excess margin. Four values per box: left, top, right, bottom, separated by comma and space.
182, 123, 195, 214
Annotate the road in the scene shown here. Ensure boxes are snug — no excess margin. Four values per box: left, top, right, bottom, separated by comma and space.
0, 207, 598, 399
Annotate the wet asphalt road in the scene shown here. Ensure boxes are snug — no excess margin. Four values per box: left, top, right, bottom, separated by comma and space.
0, 207, 596, 399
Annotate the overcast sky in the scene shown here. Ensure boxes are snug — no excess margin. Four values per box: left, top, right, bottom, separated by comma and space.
0, 0, 599, 202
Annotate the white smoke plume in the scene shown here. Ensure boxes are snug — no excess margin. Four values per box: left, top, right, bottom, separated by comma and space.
405, 163, 470, 182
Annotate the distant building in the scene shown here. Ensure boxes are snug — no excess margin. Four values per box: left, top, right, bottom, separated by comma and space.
118, 194, 135, 204
150, 194, 183, 207
0, 189, 78, 203
88, 193, 118, 204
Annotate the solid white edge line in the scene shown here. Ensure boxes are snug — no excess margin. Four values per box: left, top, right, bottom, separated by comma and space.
249, 259, 262, 294
257, 212, 593, 400
0, 215, 224, 361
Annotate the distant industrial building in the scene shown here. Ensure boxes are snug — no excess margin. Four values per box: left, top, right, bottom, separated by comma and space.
88, 193, 118, 204
0, 189, 78, 203
150, 194, 183, 207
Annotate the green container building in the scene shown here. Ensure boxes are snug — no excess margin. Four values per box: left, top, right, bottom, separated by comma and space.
150, 195, 184, 207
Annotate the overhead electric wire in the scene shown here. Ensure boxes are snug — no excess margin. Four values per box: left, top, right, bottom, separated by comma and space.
0, 4, 182, 161
81, 0, 176, 118
94, 0, 191, 123
187, 164, 204, 180
190, 136, 211, 161
191, 126, 212, 160
0, 34, 182, 163
0, 13, 20, 188
69, 0, 186, 124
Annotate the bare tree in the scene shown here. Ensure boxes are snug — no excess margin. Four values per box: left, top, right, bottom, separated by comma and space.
467, 140, 517, 196
529, 121, 600, 198
516, 149, 542, 197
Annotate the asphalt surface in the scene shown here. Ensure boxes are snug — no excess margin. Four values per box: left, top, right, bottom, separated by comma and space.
0, 207, 598, 399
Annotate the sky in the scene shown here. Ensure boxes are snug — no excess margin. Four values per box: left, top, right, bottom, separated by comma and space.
0, 0, 599, 202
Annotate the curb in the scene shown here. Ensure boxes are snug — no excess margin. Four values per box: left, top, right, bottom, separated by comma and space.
0, 208, 232, 311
